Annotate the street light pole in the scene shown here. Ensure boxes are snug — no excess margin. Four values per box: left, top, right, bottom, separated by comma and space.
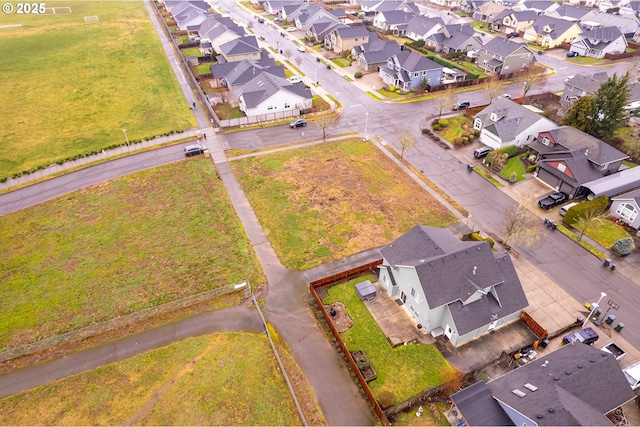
583, 291, 606, 327
123, 129, 132, 155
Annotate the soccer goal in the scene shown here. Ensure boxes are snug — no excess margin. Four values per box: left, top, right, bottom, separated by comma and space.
84, 16, 99, 23
42, 6, 72, 14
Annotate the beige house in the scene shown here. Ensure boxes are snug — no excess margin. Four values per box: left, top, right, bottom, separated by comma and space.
522, 16, 582, 48
325, 25, 370, 54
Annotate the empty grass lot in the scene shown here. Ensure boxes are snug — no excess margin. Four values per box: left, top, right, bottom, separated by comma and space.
323, 276, 454, 405
0, 1, 195, 179
0, 159, 264, 351
230, 138, 458, 270
0, 333, 324, 425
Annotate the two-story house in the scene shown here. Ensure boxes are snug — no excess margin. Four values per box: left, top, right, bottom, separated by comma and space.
218, 36, 261, 63
473, 1, 508, 22
529, 126, 629, 198
324, 25, 371, 54
547, 4, 598, 22
560, 71, 609, 108
379, 51, 443, 90
425, 23, 483, 53
405, 15, 445, 42
570, 26, 627, 58
352, 36, 404, 72
473, 97, 558, 149
581, 11, 640, 36
373, 9, 417, 34
377, 225, 528, 347
476, 37, 535, 75
238, 71, 312, 117
522, 15, 583, 48
491, 9, 538, 34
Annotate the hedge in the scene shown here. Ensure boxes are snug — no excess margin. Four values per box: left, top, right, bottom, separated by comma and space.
497, 145, 518, 158
563, 195, 609, 225
469, 232, 495, 248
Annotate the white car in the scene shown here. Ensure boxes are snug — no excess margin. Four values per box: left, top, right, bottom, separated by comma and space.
498, 94, 512, 100
296, 45, 305, 52
287, 27, 297, 32
288, 76, 303, 84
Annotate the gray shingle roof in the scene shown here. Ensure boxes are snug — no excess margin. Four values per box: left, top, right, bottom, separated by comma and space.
379, 226, 527, 335
527, 15, 579, 41
406, 15, 445, 36
553, 4, 593, 20
451, 382, 515, 426
394, 50, 442, 72
487, 344, 635, 426
378, 9, 416, 26
443, 31, 477, 50
579, 25, 623, 46
481, 36, 529, 57
336, 25, 370, 39
474, 97, 556, 141
219, 36, 260, 56
536, 126, 628, 166
240, 71, 311, 108
565, 72, 608, 94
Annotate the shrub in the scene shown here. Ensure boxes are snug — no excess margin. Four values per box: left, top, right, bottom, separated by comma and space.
526, 164, 537, 173
509, 172, 517, 184
433, 124, 441, 130
438, 118, 449, 127
564, 195, 609, 225
497, 144, 518, 158
473, 130, 480, 137
462, 136, 468, 142
389, 85, 396, 92
610, 136, 624, 148
612, 237, 633, 256
354, 71, 363, 78
0, 177, 6, 183
377, 391, 396, 410
469, 232, 494, 247
432, 119, 439, 126
454, 137, 463, 145
421, 128, 431, 135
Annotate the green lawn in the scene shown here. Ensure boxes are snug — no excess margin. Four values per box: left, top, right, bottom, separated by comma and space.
181, 47, 202, 57
0, 160, 264, 350
376, 89, 409, 98
500, 156, 527, 182
323, 276, 454, 405
0, 333, 323, 425
194, 62, 213, 75
230, 138, 458, 270
331, 57, 352, 68
582, 219, 632, 249
437, 116, 474, 142
570, 56, 607, 64
0, 1, 196, 179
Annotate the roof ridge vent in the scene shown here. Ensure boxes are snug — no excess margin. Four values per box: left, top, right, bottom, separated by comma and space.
512, 389, 526, 398
524, 383, 538, 392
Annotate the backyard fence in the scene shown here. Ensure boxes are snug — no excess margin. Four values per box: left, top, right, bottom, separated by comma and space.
0, 282, 250, 364
309, 260, 389, 425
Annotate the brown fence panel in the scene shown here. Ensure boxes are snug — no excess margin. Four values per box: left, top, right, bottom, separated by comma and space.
310, 259, 382, 289
520, 310, 548, 339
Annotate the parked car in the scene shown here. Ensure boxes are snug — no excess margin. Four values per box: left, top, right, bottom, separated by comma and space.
473, 146, 494, 158
559, 201, 579, 217
287, 26, 296, 32
290, 118, 306, 128
538, 191, 569, 210
453, 101, 470, 111
184, 143, 205, 157
274, 16, 283, 22
257, 17, 265, 23
498, 94, 512, 100
623, 361, 640, 390
296, 45, 305, 52
288, 76, 303, 84
507, 32, 519, 38
567, 51, 579, 57
563, 327, 599, 345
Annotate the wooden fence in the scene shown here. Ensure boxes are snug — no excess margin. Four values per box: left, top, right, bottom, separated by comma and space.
309, 260, 388, 425
519, 310, 548, 339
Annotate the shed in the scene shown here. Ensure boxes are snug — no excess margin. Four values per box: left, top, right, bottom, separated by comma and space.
355, 280, 376, 301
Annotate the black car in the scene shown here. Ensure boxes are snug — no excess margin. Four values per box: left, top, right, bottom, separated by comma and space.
567, 51, 579, 57
563, 327, 599, 345
538, 191, 569, 210
184, 143, 205, 157
507, 32, 519, 38
289, 118, 306, 128
257, 17, 265, 23
453, 101, 470, 111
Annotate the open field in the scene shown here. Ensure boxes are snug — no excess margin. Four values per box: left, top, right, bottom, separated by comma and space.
230, 138, 458, 270
324, 276, 454, 405
0, 1, 196, 179
0, 159, 264, 350
0, 332, 325, 425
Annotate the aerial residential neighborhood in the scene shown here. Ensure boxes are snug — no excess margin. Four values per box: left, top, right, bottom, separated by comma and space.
2, 0, 640, 425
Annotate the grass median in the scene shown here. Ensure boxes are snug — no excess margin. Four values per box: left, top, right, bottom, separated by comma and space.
0, 159, 264, 351
0, 1, 195, 179
0, 332, 324, 425
230, 138, 458, 270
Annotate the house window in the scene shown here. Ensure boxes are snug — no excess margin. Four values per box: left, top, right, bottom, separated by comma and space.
410, 287, 418, 301
557, 163, 566, 173
568, 86, 573, 91
267, 105, 275, 110
616, 203, 637, 222
423, 71, 427, 75
414, 72, 419, 77
284, 103, 291, 108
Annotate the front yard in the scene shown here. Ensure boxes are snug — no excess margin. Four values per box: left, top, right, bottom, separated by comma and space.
230, 138, 458, 270
323, 276, 455, 406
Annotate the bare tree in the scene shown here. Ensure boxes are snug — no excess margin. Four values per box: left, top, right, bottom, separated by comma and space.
433, 86, 456, 117
396, 130, 416, 159
283, 48, 292, 59
485, 150, 508, 172
217, 92, 236, 120
294, 56, 302, 68
521, 64, 547, 101
482, 74, 504, 104
573, 207, 607, 241
440, 369, 466, 397
314, 112, 342, 139
501, 203, 542, 248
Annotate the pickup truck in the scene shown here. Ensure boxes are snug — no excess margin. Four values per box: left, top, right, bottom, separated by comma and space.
601, 342, 626, 361
538, 192, 569, 210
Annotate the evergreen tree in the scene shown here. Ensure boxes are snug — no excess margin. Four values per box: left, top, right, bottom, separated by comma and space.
589, 72, 631, 141
561, 95, 595, 132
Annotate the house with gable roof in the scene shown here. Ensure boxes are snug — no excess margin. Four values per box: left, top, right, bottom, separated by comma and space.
581, 11, 640, 35
425, 23, 483, 53
295, 4, 340, 31
473, 97, 558, 149
620, 0, 640, 16
522, 15, 583, 48
405, 15, 446, 42
238, 71, 312, 116
460, 0, 489, 14
473, 1, 508, 22
610, 188, 640, 228
548, 4, 598, 22
307, 19, 342, 43
450, 344, 635, 426
325, 25, 371, 54
570, 26, 627, 58
529, 126, 629, 198
491, 9, 539, 34
373, 9, 417, 34
379, 51, 443, 89
377, 225, 528, 347
351, 36, 404, 72
218, 36, 261, 63
518, 0, 560, 14
560, 71, 609, 108
476, 38, 535, 75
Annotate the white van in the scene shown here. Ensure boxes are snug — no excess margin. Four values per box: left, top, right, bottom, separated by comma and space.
559, 202, 579, 217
